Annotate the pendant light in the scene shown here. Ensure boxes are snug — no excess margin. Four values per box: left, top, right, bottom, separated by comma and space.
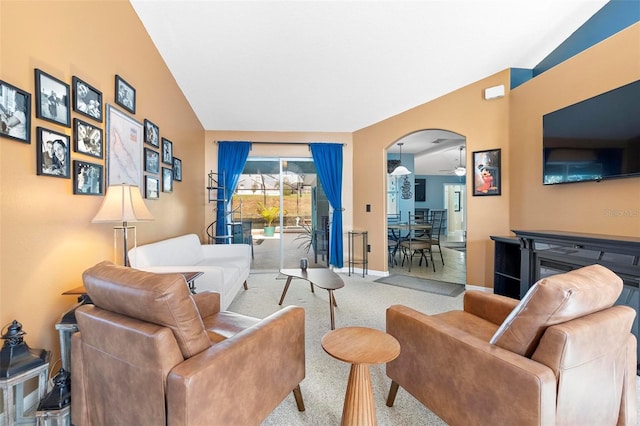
390, 142, 411, 176
454, 146, 466, 176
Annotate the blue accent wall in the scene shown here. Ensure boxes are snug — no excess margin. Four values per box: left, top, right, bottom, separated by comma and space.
511, 0, 640, 89
414, 174, 466, 213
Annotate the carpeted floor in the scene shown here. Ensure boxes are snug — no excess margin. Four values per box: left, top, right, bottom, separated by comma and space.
374, 275, 465, 297
228, 271, 459, 425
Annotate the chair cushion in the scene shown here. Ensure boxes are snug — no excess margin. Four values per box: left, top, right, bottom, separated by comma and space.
82, 261, 211, 359
489, 264, 622, 357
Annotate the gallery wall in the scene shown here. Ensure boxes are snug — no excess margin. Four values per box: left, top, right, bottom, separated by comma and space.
0, 1, 205, 359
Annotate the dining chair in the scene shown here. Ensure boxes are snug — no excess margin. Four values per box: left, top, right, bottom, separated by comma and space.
428, 210, 445, 265
387, 213, 401, 267
399, 221, 435, 272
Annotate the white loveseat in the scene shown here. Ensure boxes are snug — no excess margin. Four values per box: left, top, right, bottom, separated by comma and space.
128, 234, 251, 310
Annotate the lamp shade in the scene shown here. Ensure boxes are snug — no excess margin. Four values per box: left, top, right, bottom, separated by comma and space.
92, 184, 154, 223
390, 165, 411, 176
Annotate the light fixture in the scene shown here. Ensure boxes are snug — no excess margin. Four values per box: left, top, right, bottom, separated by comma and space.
454, 146, 466, 176
390, 142, 411, 176
92, 184, 154, 266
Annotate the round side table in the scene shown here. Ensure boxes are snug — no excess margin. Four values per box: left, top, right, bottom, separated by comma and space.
322, 326, 400, 426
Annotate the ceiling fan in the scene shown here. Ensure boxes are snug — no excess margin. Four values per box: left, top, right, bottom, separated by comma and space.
438, 146, 466, 175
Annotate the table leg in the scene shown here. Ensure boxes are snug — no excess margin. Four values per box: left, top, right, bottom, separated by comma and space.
328, 290, 336, 330
278, 276, 293, 305
342, 363, 376, 426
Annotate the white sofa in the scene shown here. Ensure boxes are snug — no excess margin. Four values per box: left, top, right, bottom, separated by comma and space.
128, 234, 251, 310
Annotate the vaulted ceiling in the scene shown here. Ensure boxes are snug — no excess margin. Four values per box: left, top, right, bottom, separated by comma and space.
130, 0, 608, 173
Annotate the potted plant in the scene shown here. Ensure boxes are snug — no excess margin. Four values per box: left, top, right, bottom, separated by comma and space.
257, 202, 284, 237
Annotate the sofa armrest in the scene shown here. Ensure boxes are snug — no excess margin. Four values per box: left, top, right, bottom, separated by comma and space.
386, 304, 556, 426
463, 290, 519, 325
191, 292, 220, 317
166, 305, 305, 426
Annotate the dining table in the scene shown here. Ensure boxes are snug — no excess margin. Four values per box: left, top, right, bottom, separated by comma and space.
387, 222, 433, 262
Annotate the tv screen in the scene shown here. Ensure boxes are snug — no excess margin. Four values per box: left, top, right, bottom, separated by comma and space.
542, 80, 640, 185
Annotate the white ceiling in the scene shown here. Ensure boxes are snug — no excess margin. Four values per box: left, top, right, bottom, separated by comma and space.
130, 0, 608, 174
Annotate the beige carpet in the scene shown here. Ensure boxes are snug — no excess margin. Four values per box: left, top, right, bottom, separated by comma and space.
228, 271, 460, 425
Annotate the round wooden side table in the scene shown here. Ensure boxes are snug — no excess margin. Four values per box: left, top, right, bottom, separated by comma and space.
321, 326, 400, 426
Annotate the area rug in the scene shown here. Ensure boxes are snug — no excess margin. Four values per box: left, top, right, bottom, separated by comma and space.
374, 274, 465, 297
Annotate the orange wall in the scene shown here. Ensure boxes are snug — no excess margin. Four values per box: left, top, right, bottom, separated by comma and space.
353, 70, 512, 287
0, 1, 204, 361
510, 23, 640, 236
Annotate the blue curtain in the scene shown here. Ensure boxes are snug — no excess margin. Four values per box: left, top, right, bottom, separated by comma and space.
215, 141, 251, 243
310, 143, 343, 267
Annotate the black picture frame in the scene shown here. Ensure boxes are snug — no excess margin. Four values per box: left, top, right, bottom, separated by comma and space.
74, 118, 103, 159
144, 119, 159, 147
0, 80, 31, 143
35, 69, 70, 127
73, 160, 103, 195
37, 127, 70, 178
161, 137, 173, 164
173, 157, 182, 182
72, 76, 102, 122
115, 75, 135, 114
162, 167, 173, 192
415, 178, 426, 202
144, 148, 159, 174
472, 148, 502, 196
145, 175, 159, 199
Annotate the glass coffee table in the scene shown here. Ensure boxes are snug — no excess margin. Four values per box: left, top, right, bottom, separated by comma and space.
279, 268, 344, 330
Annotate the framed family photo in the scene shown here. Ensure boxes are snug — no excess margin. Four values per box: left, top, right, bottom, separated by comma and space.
0, 80, 31, 143
162, 167, 173, 193
145, 175, 159, 199
173, 157, 182, 181
106, 104, 143, 186
73, 160, 103, 195
35, 69, 70, 127
72, 76, 102, 122
162, 138, 173, 164
74, 118, 103, 158
144, 148, 159, 174
472, 148, 501, 196
144, 119, 159, 147
37, 127, 70, 178
115, 75, 135, 114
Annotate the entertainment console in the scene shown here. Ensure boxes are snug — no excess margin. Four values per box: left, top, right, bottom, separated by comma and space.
492, 230, 640, 372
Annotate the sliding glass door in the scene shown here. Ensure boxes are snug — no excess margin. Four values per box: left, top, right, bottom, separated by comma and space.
232, 157, 326, 271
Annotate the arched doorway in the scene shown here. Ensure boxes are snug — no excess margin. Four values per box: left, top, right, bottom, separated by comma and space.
386, 129, 467, 284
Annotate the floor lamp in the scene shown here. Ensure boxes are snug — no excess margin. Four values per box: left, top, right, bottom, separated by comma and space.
92, 184, 154, 266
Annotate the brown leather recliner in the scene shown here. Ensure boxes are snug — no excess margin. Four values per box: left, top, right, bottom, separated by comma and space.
71, 261, 305, 426
386, 264, 637, 426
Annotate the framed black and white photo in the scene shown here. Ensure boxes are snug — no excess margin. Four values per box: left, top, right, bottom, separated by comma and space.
473, 148, 502, 196
161, 137, 173, 164
144, 148, 159, 174
0, 80, 31, 143
162, 167, 173, 192
144, 119, 159, 148
72, 76, 102, 122
106, 104, 143, 186
114, 75, 135, 114
35, 69, 70, 127
74, 118, 103, 158
173, 157, 182, 181
145, 175, 159, 199
37, 127, 70, 178
73, 160, 103, 195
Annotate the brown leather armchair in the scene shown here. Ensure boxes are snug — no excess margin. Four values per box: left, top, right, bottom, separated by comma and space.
386, 264, 637, 425
71, 261, 305, 426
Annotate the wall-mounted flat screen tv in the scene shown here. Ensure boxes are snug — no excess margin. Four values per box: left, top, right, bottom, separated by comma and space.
542, 80, 640, 185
